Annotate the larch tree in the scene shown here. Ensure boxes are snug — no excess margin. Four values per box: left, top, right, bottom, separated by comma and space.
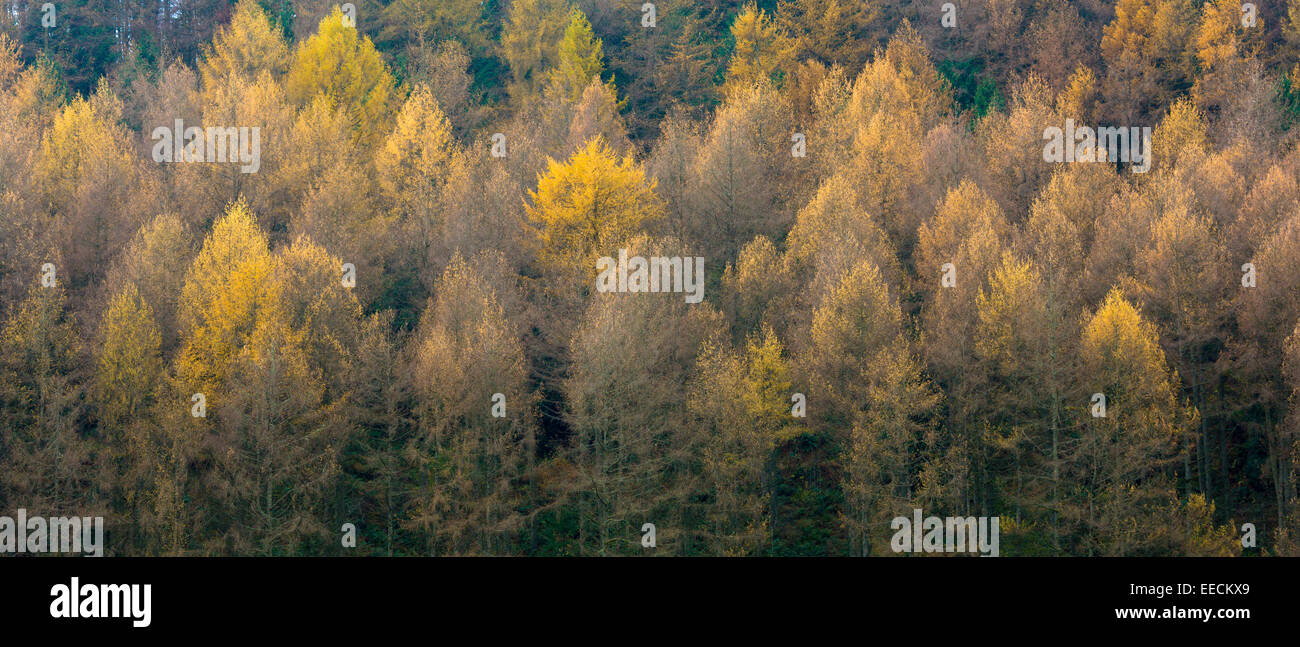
525, 137, 663, 309
917, 179, 1012, 376
35, 87, 156, 291
376, 0, 491, 64
544, 8, 613, 104
691, 325, 800, 555
190, 0, 291, 220
776, 0, 879, 70
1098, 0, 1197, 123
272, 236, 363, 398
785, 172, 900, 316
95, 283, 163, 553
0, 36, 58, 309
1020, 175, 1088, 320
1191, 0, 1263, 118
690, 81, 798, 265
408, 252, 533, 555
1145, 493, 1243, 556
106, 214, 195, 353
4, 0, 1300, 560
433, 153, 531, 295
655, 10, 720, 115
1232, 213, 1300, 527
721, 235, 800, 344
647, 111, 702, 244
1068, 290, 1195, 555
1025, 163, 1123, 256
176, 201, 280, 407
564, 234, 723, 555
1127, 207, 1231, 499
403, 41, 481, 136
820, 23, 950, 253
725, 2, 795, 93
195, 228, 360, 556
0, 285, 100, 526
1151, 97, 1209, 176
806, 259, 937, 556
188, 68, 294, 229
1057, 65, 1100, 125
287, 7, 400, 146
612, 0, 717, 140
1233, 164, 1300, 262
846, 21, 951, 134
97, 284, 163, 431
501, 0, 575, 106
374, 85, 456, 227
1083, 174, 1192, 307
916, 179, 1011, 513
974, 253, 1076, 551
344, 311, 413, 556
565, 79, 632, 157
365, 84, 457, 310
214, 308, 336, 556
976, 75, 1059, 220
1027, 5, 1094, 93
198, 0, 290, 95
275, 93, 364, 237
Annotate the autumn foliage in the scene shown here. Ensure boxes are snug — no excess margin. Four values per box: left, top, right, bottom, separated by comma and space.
0, 0, 1298, 556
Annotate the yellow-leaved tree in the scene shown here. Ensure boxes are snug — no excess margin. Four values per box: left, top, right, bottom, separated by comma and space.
526, 137, 663, 294
35, 87, 153, 287
287, 7, 399, 145
564, 234, 724, 556
974, 253, 1075, 552
1069, 289, 1195, 555
501, 0, 574, 105
199, 0, 290, 93
1098, 0, 1196, 123
176, 200, 281, 401
776, 0, 879, 69
96, 283, 165, 554
691, 325, 800, 555
176, 204, 351, 555
1191, 0, 1262, 117
374, 85, 456, 226
544, 8, 614, 104
726, 2, 795, 92
97, 284, 163, 430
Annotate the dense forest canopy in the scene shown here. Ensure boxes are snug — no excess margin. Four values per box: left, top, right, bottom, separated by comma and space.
1, 0, 1299, 556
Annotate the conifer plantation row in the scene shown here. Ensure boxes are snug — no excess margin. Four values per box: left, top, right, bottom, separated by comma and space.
1, 0, 1299, 555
